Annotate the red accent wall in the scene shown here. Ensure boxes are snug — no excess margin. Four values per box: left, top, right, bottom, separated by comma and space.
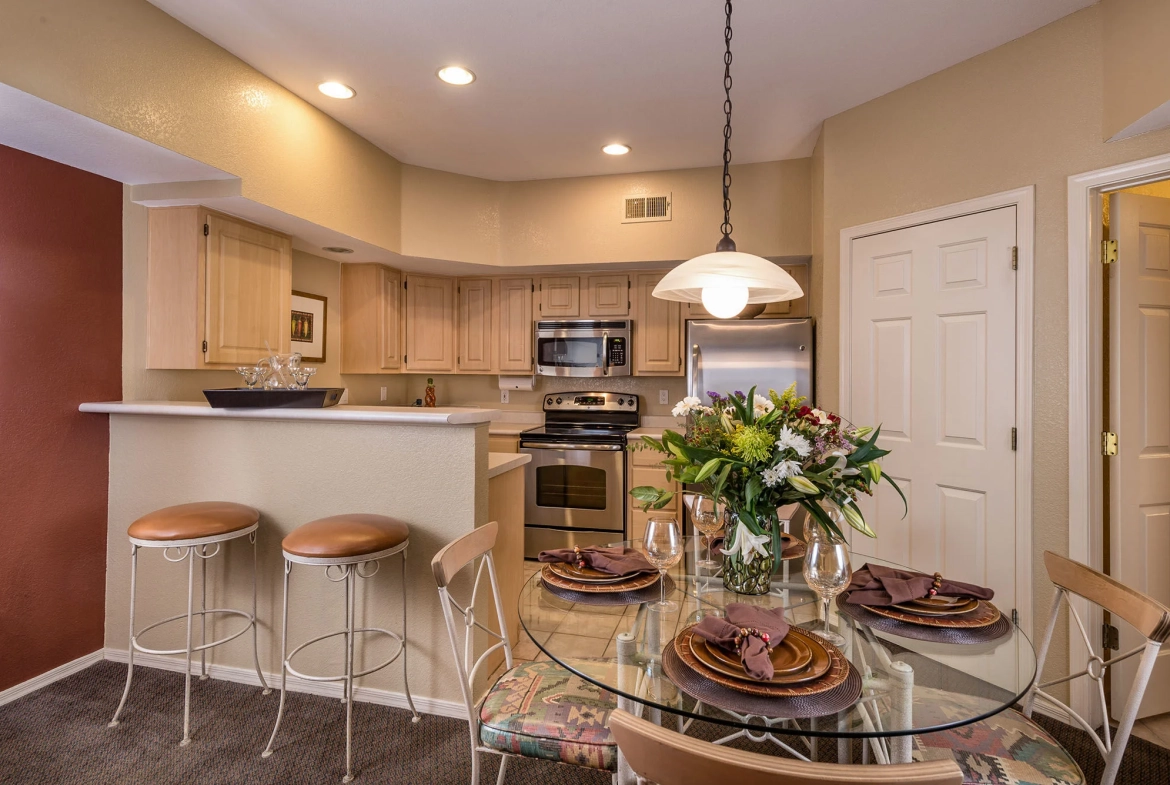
0, 144, 122, 691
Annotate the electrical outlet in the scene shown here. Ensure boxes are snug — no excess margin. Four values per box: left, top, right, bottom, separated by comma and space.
500, 389, 510, 404
340, 389, 349, 405
380, 386, 387, 402
659, 389, 669, 405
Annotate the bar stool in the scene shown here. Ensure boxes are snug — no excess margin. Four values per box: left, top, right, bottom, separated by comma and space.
263, 513, 418, 783
108, 501, 269, 746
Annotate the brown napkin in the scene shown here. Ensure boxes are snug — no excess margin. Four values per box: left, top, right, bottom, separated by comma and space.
692, 604, 790, 680
537, 546, 655, 576
844, 563, 995, 606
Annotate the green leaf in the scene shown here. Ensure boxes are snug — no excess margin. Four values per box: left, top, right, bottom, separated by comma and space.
884, 474, 909, 518
745, 475, 763, 510
629, 485, 675, 512
694, 457, 722, 483
802, 500, 845, 540
639, 435, 666, 453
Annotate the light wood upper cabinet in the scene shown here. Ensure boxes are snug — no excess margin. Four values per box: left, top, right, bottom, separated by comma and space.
457, 278, 494, 372
539, 276, 580, 317
340, 263, 402, 374
404, 274, 456, 372
586, 274, 629, 317
146, 206, 291, 369
687, 263, 810, 319
631, 271, 683, 375
497, 277, 534, 373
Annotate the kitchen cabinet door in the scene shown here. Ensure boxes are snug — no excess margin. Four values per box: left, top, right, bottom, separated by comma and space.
204, 212, 292, 365
539, 276, 580, 317
457, 277, 494, 372
340, 263, 402, 373
586, 274, 629, 317
404, 274, 456, 372
380, 266, 402, 369
631, 271, 683, 375
497, 277, 534, 373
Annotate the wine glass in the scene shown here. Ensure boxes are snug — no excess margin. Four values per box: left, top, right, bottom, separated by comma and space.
644, 516, 683, 611
687, 495, 723, 570
802, 526, 852, 648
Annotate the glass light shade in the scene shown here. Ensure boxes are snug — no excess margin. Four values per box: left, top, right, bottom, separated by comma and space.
653, 251, 804, 309
701, 284, 749, 318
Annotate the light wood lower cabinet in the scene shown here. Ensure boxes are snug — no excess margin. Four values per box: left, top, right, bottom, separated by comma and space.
404, 274, 456, 372
340, 263, 401, 374
488, 435, 520, 453
146, 206, 291, 369
628, 444, 680, 544
631, 271, 683, 375
457, 278, 494, 372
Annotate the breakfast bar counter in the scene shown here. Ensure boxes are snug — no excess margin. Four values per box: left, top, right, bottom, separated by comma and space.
81, 399, 515, 714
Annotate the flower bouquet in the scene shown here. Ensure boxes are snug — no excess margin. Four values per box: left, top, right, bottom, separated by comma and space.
630, 384, 905, 594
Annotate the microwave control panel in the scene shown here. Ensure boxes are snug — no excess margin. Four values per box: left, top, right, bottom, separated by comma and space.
607, 337, 627, 367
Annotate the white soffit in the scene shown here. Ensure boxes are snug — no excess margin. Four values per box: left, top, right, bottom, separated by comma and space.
147, 0, 1093, 181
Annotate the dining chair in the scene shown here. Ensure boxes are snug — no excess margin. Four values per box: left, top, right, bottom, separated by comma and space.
431, 522, 618, 784
915, 550, 1170, 785
609, 709, 963, 785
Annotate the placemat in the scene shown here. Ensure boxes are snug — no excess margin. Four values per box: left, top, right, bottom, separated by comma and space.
541, 573, 676, 606
663, 642, 862, 719
836, 594, 1013, 644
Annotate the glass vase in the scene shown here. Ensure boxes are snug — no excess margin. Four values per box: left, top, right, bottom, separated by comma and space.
721, 513, 775, 595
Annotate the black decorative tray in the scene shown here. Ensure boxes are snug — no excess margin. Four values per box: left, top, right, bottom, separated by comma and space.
203, 388, 344, 409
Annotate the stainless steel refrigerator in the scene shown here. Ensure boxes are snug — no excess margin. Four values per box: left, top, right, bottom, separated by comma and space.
686, 318, 815, 405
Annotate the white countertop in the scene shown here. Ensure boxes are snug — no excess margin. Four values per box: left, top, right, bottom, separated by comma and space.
79, 400, 498, 426
487, 452, 531, 478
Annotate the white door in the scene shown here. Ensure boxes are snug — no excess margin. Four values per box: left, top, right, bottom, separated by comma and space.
847, 207, 1018, 625
1109, 192, 1170, 719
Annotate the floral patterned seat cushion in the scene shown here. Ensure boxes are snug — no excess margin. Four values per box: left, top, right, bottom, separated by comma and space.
912, 687, 1085, 785
479, 660, 617, 771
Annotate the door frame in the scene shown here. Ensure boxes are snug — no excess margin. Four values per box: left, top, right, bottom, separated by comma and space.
838, 186, 1036, 644
1068, 151, 1170, 727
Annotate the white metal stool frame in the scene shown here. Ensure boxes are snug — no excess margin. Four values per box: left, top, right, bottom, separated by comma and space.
262, 539, 418, 784
108, 522, 270, 746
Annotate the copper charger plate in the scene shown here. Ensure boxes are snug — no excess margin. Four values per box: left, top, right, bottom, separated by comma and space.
688, 629, 832, 686
674, 625, 847, 697
865, 600, 1001, 628
890, 597, 980, 616
540, 565, 660, 594
546, 561, 644, 584
779, 534, 807, 562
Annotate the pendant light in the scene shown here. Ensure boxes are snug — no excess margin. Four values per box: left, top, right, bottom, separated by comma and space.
652, 1, 803, 318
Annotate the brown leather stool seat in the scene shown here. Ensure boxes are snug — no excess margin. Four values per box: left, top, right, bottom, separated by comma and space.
127, 501, 260, 542
282, 514, 410, 560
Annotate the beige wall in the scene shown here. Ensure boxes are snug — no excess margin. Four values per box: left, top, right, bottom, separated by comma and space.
2, 0, 403, 252
403, 374, 689, 417
1102, 0, 1170, 139
816, 4, 1170, 682
402, 159, 812, 266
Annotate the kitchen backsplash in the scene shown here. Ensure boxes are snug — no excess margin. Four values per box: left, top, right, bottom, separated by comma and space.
397, 374, 689, 416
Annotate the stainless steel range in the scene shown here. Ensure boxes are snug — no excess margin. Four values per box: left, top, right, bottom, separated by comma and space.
519, 391, 639, 558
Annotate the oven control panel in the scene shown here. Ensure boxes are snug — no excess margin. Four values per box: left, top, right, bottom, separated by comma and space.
542, 391, 639, 413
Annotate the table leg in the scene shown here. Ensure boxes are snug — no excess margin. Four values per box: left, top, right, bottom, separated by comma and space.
616, 627, 640, 785
887, 660, 915, 764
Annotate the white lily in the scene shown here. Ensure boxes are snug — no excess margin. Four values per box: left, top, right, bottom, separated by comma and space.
809, 408, 834, 425
721, 520, 772, 565
671, 396, 704, 418
827, 451, 860, 477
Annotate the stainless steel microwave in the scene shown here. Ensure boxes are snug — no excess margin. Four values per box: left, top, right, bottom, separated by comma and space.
534, 320, 631, 377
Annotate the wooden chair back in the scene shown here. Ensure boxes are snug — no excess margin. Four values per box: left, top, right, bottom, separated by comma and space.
432, 521, 498, 588
1044, 551, 1170, 643
608, 710, 963, 785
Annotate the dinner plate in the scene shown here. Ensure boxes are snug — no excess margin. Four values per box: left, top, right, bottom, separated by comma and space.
865, 600, 1001, 629
546, 561, 640, 584
540, 565, 661, 594
891, 598, 980, 616
688, 628, 831, 686
907, 595, 969, 608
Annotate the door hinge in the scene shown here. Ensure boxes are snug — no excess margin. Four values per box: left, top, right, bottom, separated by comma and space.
1103, 623, 1120, 651
1011, 246, 1018, 270
403, 280, 407, 289
403, 354, 407, 364
1102, 239, 1118, 266
202, 340, 208, 353
1011, 608, 1019, 626
203, 223, 209, 237
1103, 431, 1119, 456
1011, 427, 1017, 451
531, 283, 535, 293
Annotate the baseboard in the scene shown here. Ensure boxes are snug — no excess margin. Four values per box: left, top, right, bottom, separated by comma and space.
101, 648, 465, 720
1030, 695, 1076, 726
0, 650, 106, 707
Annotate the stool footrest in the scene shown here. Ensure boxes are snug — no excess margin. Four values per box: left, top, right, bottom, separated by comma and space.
285, 627, 406, 682
131, 608, 255, 656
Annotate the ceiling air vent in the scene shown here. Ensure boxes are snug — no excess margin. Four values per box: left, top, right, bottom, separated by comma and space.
623, 193, 672, 224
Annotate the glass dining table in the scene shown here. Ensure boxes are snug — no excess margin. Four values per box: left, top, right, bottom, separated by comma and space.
517, 538, 1036, 780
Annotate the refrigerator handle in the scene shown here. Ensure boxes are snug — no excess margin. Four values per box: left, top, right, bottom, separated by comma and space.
691, 343, 701, 398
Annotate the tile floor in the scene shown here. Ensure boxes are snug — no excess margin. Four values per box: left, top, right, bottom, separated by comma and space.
1131, 712, 1170, 748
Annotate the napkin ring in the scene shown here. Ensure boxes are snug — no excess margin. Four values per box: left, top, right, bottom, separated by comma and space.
572, 545, 586, 569
927, 572, 943, 597
733, 626, 771, 649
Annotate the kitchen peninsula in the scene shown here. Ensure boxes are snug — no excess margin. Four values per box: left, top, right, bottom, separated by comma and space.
79, 400, 526, 712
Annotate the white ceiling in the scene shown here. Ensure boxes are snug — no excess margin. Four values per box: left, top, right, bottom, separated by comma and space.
150, 0, 1092, 182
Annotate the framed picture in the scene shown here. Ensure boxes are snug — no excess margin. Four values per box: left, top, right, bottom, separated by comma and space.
290, 291, 327, 363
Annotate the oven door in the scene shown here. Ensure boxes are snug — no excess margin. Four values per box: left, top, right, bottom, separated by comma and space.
521, 443, 626, 532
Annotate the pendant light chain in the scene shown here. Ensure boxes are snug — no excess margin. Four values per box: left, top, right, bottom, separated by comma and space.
720, 0, 735, 245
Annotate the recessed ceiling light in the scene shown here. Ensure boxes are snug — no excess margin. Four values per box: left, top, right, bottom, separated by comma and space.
317, 81, 356, 99
322, 246, 354, 254
602, 143, 631, 156
437, 66, 476, 86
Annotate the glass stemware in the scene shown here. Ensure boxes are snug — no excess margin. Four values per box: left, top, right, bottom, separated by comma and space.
291, 366, 317, 390
643, 515, 683, 611
236, 366, 261, 389
802, 524, 852, 648
687, 495, 723, 570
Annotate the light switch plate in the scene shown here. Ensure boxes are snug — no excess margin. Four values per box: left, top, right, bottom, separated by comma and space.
500, 389, 510, 404
659, 389, 669, 405
340, 389, 350, 405
380, 386, 387, 402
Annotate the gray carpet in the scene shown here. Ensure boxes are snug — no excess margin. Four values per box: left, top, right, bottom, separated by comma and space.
1, 661, 1168, 784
